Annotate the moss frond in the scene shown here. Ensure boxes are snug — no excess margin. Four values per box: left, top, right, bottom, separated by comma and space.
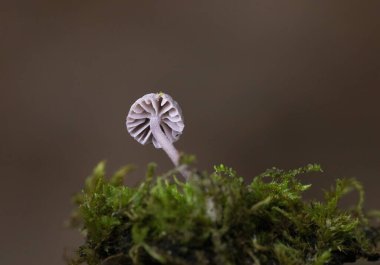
67, 162, 380, 265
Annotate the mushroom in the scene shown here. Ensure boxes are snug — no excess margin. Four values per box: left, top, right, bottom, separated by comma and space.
126, 93, 188, 177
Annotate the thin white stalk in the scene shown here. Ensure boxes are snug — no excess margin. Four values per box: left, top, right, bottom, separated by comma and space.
150, 117, 179, 166
150, 117, 189, 179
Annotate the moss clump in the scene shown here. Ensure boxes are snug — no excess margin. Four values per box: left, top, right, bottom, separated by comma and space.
68, 162, 380, 265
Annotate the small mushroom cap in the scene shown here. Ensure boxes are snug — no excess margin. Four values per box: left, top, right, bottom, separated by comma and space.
126, 93, 185, 148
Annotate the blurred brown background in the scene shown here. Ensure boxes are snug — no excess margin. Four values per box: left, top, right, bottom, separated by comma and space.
1, 1, 379, 265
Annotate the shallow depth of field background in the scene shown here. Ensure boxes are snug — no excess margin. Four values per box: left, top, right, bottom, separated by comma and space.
1, 1, 379, 265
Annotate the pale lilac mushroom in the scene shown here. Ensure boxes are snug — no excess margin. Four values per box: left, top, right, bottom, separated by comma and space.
126, 93, 187, 176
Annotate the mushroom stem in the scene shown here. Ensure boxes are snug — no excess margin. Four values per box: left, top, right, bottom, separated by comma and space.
150, 117, 180, 166
150, 117, 190, 179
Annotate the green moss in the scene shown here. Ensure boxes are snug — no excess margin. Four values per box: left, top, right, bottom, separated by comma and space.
68, 162, 380, 265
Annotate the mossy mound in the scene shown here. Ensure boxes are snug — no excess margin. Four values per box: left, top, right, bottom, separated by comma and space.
68, 162, 380, 265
